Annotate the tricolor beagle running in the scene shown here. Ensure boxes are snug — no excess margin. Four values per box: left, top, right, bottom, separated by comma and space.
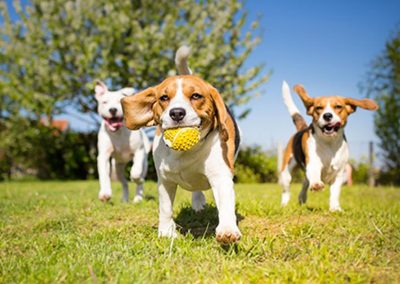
279, 81, 378, 211
121, 47, 241, 244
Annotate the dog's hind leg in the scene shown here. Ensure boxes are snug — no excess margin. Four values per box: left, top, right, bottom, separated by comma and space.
298, 179, 309, 205
130, 148, 148, 203
279, 158, 296, 207
192, 191, 206, 212
116, 163, 129, 202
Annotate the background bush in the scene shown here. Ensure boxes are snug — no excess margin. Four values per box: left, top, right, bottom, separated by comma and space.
234, 145, 278, 183
0, 117, 97, 180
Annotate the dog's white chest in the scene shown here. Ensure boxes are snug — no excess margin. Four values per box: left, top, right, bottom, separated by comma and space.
152, 132, 226, 192
309, 135, 349, 184
159, 150, 211, 191
99, 123, 145, 163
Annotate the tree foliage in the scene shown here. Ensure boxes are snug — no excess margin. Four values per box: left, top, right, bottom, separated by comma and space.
363, 28, 400, 184
0, 0, 268, 122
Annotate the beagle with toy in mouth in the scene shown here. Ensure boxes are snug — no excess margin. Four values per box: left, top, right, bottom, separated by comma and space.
279, 81, 378, 211
121, 47, 241, 244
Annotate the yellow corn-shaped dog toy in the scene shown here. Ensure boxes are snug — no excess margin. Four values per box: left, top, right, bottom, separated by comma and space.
163, 127, 200, 151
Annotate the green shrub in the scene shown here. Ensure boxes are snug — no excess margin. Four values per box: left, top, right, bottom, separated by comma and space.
235, 145, 278, 183
350, 159, 370, 184
0, 116, 97, 180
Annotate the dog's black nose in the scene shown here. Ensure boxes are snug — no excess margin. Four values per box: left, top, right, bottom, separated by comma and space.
169, 108, 186, 122
323, 113, 333, 121
109, 108, 117, 116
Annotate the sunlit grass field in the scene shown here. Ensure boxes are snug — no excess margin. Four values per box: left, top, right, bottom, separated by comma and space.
0, 181, 399, 283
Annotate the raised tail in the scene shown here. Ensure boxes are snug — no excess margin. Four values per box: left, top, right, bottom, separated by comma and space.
175, 45, 192, 75
282, 81, 308, 131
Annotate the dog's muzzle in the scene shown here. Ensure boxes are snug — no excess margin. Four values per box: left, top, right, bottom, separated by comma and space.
321, 122, 341, 135
104, 116, 124, 132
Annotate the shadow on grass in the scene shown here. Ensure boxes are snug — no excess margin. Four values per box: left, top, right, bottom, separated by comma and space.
144, 194, 156, 201
98, 194, 155, 205
175, 204, 244, 239
305, 206, 323, 212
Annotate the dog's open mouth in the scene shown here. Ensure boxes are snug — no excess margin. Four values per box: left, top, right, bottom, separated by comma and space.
103, 116, 124, 132
321, 122, 341, 135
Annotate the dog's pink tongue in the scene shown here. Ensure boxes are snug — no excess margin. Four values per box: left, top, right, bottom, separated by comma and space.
104, 119, 123, 132
110, 121, 123, 128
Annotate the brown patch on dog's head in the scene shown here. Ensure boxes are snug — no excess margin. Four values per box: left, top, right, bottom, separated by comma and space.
293, 84, 379, 131
121, 75, 219, 131
121, 75, 237, 170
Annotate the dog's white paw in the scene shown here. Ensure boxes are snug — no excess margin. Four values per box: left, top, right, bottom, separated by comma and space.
158, 221, 177, 238
310, 181, 325, 192
281, 192, 290, 207
330, 206, 343, 212
98, 193, 111, 202
216, 224, 242, 244
133, 195, 143, 203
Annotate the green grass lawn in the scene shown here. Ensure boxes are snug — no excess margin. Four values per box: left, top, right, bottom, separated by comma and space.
0, 181, 399, 283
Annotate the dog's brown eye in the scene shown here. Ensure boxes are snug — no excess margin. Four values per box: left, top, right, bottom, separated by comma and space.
335, 105, 343, 110
316, 106, 323, 111
160, 95, 169, 102
191, 93, 203, 100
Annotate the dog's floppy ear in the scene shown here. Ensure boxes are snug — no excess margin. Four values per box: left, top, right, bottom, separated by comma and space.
294, 84, 314, 115
95, 80, 108, 100
121, 87, 157, 130
344, 97, 379, 114
209, 85, 237, 171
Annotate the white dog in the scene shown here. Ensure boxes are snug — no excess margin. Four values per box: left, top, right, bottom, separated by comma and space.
121, 47, 241, 244
279, 81, 378, 211
95, 81, 150, 203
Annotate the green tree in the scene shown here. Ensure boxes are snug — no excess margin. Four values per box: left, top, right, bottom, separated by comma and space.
0, 0, 268, 121
363, 29, 400, 185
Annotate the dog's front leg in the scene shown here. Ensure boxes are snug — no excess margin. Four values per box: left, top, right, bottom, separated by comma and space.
209, 176, 241, 244
306, 157, 325, 191
158, 180, 178, 238
98, 152, 112, 201
329, 170, 345, 212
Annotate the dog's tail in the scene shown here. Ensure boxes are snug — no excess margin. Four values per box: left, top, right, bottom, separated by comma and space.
282, 81, 308, 131
175, 45, 192, 75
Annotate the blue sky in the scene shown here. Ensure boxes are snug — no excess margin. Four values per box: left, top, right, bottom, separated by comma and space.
237, 0, 399, 162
